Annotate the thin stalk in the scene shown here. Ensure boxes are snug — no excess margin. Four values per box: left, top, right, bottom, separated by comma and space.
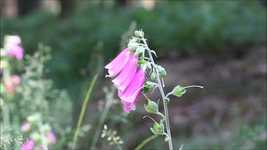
72, 74, 98, 150
142, 38, 174, 150
134, 135, 158, 150
90, 88, 114, 150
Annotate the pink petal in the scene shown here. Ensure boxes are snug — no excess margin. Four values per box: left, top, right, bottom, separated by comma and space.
105, 48, 130, 77
7, 45, 24, 60
11, 75, 21, 86
121, 101, 136, 112
112, 54, 138, 92
21, 139, 35, 150
118, 69, 145, 112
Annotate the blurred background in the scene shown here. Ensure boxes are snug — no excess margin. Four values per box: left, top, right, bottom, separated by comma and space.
0, 0, 266, 150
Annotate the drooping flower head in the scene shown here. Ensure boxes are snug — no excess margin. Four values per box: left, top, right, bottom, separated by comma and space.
21, 139, 35, 150
105, 48, 145, 112
4, 35, 24, 60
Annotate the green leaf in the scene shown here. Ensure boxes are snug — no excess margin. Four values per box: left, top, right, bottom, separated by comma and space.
144, 99, 159, 114
171, 85, 187, 97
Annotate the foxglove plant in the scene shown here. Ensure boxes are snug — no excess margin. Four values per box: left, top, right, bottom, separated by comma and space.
105, 30, 203, 150
20, 113, 57, 150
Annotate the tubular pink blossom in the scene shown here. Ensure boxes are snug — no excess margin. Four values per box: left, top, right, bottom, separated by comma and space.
21, 139, 35, 150
112, 54, 138, 92
6, 45, 24, 60
118, 69, 145, 112
105, 48, 130, 77
4, 35, 24, 60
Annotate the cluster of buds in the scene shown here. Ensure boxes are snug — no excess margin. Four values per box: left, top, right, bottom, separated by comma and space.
20, 113, 57, 150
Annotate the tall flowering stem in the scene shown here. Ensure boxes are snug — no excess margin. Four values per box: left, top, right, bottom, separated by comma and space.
141, 38, 174, 150
106, 30, 203, 150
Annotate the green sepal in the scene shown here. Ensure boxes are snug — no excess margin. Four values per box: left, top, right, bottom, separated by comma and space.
150, 120, 165, 135
144, 99, 159, 114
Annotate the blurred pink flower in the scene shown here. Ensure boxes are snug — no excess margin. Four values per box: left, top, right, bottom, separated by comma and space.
4, 75, 21, 94
21, 139, 35, 150
21, 122, 31, 132
47, 131, 56, 144
4, 35, 24, 60
105, 48, 145, 112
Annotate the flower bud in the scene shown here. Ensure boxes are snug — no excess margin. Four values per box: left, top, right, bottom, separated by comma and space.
144, 99, 159, 114
128, 41, 138, 51
171, 85, 186, 97
150, 120, 164, 135
143, 81, 157, 93
134, 30, 144, 37
156, 65, 167, 77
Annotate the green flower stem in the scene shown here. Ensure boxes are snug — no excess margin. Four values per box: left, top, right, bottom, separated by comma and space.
142, 38, 174, 150
184, 85, 204, 89
134, 135, 158, 150
72, 74, 98, 150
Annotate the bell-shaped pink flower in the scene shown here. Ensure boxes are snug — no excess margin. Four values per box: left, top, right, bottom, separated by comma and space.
21, 139, 35, 150
105, 48, 130, 77
118, 69, 145, 112
112, 54, 138, 92
47, 131, 57, 144
4, 35, 24, 60
105, 48, 146, 113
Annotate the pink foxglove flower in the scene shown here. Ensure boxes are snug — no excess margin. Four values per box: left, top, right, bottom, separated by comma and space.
118, 69, 145, 112
4, 75, 21, 94
4, 35, 24, 60
105, 48, 130, 77
112, 54, 138, 92
21, 139, 35, 150
47, 131, 57, 144
105, 48, 146, 112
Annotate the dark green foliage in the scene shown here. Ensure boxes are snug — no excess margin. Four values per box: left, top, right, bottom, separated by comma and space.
2, 1, 266, 88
